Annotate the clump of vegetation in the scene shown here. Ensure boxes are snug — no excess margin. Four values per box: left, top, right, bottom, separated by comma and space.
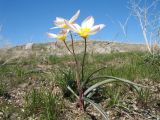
0, 82, 7, 98
136, 88, 151, 107
24, 89, 63, 120
144, 53, 160, 66
54, 67, 77, 100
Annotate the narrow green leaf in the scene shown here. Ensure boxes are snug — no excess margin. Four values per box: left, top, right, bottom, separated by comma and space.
84, 79, 116, 96
67, 85, 79, 99
86, 88, 97, 98
84, 97, 109, 120
87, 76, 146, 88
81, 66, 107, 87
84, 76, 146, 96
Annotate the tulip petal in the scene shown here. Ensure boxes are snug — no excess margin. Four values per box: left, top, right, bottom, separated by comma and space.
98, 24, 105, 30
47, 33, 57, 38
65, 20, 80, 32
72, 24, 81, 31
55, 17, 65, 23
54, 17, 65, 27
82, 16, 94, 28
54, 21, 64, 26
54, 22, 66, 28
50, 26, 59, 29
69, 10, 80, 23
89, 24, 105, 35
89, 26, 100, 35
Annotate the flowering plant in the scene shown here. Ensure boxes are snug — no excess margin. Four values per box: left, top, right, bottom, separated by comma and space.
48, 10, 145, 119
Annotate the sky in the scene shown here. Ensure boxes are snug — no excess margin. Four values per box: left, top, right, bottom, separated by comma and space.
0, 0, 159, 47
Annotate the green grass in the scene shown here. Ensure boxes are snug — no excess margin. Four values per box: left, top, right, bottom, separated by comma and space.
0, 101, 23, 120
54, 67, 77, 101
0, 81, 6, 97
48, 55, 72, 64
53, 51, 159, 108
0, 51, 159, 119
85, 52, 160, 82
24, 89, 63, 120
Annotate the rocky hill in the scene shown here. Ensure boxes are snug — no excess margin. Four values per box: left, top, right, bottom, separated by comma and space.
0, 40, 147, 59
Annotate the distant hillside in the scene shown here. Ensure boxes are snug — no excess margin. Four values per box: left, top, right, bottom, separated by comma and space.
0, 41, 147, 60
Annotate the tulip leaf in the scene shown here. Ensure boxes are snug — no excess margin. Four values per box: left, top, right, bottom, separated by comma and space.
81, 66, 107, 87
67, 85, 79, 99
84, 97, 109, 120
84, 76, 147, 96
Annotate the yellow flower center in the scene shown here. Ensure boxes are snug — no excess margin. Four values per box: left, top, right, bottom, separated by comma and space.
62, 24, 68, 29
78, 28, 90, 38
57, 35, 66, 41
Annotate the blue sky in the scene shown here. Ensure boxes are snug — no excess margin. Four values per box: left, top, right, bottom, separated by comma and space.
0, 0, 157, 47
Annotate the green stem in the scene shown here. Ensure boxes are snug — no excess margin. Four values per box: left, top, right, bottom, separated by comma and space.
70, 31, 76, 56
63, 41, 73, 55
81, 38, 87, 82
64, 36, 83, 110
69, 32, 81, 92
69, 32, 79, 70
69, 32, 84, 110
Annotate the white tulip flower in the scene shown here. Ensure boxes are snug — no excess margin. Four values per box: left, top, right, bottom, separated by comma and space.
51, 10, 80, 29
47, 29, 68, 41
66, 16, 105, 39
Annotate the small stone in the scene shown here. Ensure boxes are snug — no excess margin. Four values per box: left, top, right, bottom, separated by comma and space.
21, 109, 24, 112
19, 83, 28, 88
0, 112, 3, 116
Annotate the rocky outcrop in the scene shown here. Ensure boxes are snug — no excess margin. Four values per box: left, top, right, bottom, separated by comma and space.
0, 41, 148, 58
